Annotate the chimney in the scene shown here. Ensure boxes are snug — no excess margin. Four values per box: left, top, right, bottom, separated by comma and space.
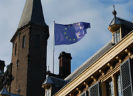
59, 51, 72, 79
0, 60, 5, 72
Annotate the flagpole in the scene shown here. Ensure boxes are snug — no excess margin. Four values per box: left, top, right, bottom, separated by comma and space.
53, 21, 55, 74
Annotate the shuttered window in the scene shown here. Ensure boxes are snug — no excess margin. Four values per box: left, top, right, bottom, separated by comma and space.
22, 35, 26, 48
80, 91, 88, 96
89, 82, 101, 96
106, 79, 114, 96
120, 59, 133, 96
116, 74, 122, 96
15, 43, 17, 56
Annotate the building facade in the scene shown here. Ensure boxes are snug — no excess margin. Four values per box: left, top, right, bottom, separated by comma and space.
42, 9, 133, 96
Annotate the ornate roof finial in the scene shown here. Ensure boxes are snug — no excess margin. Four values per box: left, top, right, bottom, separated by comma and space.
112, 5, 117, 17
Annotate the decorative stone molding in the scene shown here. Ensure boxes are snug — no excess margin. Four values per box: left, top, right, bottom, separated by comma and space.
99, 70, 104, 76
125, 49, 132, 57
91, 76, 96, 82
107, 63, 113, 70
115, 56, 122, 63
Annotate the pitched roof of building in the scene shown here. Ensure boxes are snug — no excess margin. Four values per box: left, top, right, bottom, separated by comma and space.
109, 17, 133, 28
43, 75, 67, 95
43, 75, 66, 87
43, 75, 54, 85
18, 0, 47, 29
65, 41, 114, 81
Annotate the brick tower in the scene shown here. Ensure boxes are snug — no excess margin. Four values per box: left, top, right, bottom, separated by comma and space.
10, 0, 49, 96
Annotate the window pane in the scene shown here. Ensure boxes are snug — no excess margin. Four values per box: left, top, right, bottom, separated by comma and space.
15, 43, 17, 56
114, 32, 117, 44
22, 35, 26, 48
45, 88, 51, 96
81, 92, 87, 96
81, 93, 86, 96
114, 31, 120, 44
106, 79, 114, 96
116, 74, 122, 96
116, 31, 120, 42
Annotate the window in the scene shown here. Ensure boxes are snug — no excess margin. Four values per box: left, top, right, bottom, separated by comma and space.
89, 82, 100, 96
81, 93, 86, 96
22, 35, 26, 48
113, 30, 120, 44
45, 88, 51, 96
80, 91, 88, 96
106, 79, 114, 96
116, 74, 122, 96
15, 43, 17, 56
120, 59, 132, 96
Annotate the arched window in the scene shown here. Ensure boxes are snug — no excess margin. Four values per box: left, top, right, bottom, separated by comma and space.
22, 35, 26, 48
15, 43, 17, 56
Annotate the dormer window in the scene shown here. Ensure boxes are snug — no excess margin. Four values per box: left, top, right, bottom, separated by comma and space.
45, 88, 51, 96
108, 6, 122, 44
113, 29, 120, 44
108, 6, 133, 44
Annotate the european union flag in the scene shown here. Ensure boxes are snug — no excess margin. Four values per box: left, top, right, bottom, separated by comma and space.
54, 22, 90, 45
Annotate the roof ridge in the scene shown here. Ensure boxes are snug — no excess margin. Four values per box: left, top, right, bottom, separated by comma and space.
65, 41, 113, 80
49, 75, 65, 82
117, 17, 133, 23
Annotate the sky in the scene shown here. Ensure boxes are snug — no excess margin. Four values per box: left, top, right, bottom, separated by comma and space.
0, 0, 133, 74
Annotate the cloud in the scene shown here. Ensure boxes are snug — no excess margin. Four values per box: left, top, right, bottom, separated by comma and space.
0, 0, 25, 66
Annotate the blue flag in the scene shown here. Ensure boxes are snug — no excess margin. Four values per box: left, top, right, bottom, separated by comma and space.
54, 22, 90, 45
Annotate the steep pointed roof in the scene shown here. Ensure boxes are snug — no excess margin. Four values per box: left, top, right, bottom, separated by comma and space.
18, 0, 47, 29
